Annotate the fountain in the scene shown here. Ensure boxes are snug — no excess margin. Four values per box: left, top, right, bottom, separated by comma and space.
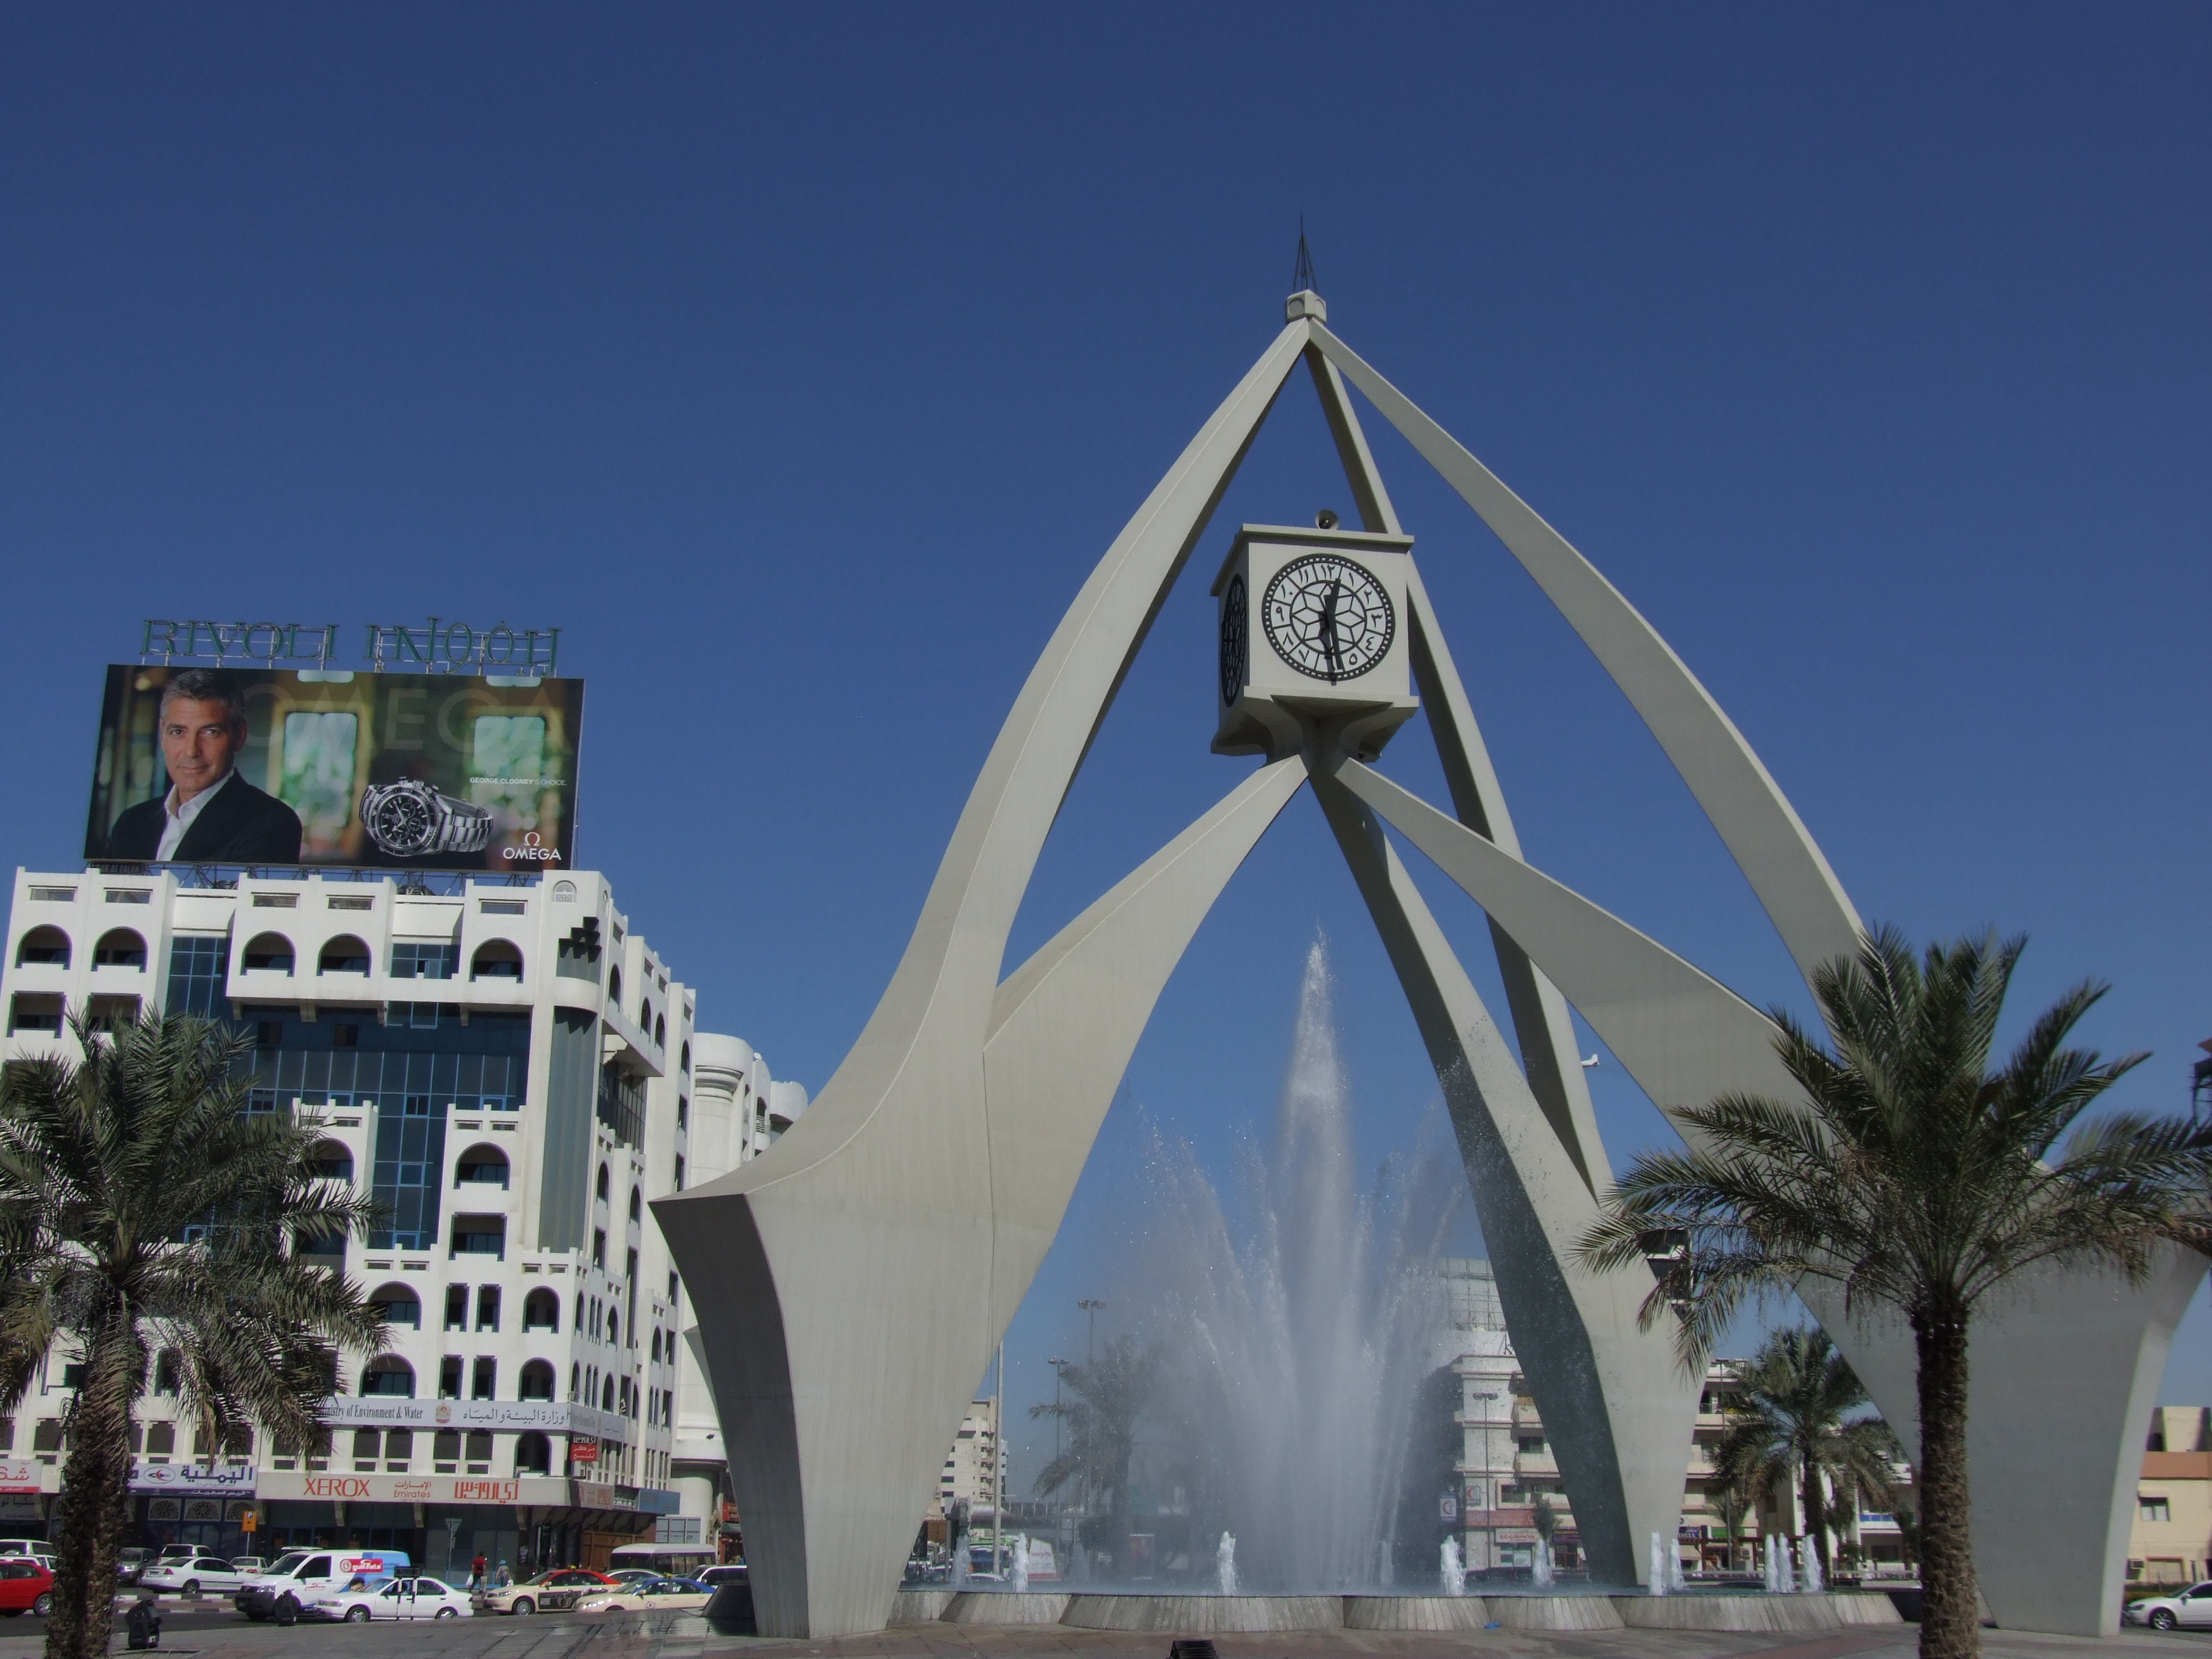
1217, 1533, 1238, 1596
1648, 1532, 1667, 1596
1531, 1536, 1554, 1589
1124, 939, 1464, 1591
1071, 1542, 1089, 1585
949, 1532, 970, 1590
1668, 1544, 1686, 1596
1011, 1535, 1029, 1594
1439, 1538, 1464, 1597
1797, 1536, 1821, 1595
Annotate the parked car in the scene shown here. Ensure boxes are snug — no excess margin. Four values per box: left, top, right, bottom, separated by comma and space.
475, 1566, 618, 1617
606, 1568, 661, 1587
2125, 1584, 2212, 1630
303, 1577, 473, 1623
117, 1547, 151, 1584
576, 1578, 713, 1613
0, 1559, 53, 1618
696, 1565, 747, 1589
235, 1549, 412, 1622
137, 1556, 247, 1596
230, 1556, 268, 1576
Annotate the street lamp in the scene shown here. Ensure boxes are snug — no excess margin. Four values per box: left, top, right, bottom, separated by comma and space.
1077, 1299, 1106, 1367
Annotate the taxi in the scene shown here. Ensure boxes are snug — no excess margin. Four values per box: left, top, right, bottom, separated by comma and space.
576, 1577, 714, 1613
474, 1566, 619, 1616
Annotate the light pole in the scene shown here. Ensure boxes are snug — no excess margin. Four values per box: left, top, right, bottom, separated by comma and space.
1078, 1298, 1105, 1367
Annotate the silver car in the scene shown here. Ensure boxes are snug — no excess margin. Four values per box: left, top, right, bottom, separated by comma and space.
137, 1556, 246, 1596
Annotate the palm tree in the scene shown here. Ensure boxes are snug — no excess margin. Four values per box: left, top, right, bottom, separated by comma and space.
1030, 1334, 1160, 1569
1577, 927, 2212, 1659
1712, 1328, 1901, 1577
1707, 1474, 1752, 1574
0, 1013, 385, 1659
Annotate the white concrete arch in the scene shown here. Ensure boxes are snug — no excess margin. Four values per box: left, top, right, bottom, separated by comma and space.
657, 296, 2186, 1637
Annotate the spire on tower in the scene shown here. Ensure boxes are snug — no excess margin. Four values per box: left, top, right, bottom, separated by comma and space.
1292, 218, 1318, 296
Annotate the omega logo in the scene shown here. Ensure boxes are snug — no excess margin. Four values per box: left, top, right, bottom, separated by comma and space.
504, 831, 563, 863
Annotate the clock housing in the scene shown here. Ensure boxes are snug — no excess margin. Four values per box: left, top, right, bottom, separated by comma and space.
1212, 523, 1418, 760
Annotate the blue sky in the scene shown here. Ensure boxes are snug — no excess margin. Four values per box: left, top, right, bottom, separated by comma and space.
4, 5, 2209, 1487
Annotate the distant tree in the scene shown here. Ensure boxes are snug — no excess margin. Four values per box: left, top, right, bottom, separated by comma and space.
1708, 1474, 1753, 1574
1712, 1328, 1901, 1577
1031, 1335, 1161, 1570
1578, 927, 2212, 1659
0, 1013, 384, 1659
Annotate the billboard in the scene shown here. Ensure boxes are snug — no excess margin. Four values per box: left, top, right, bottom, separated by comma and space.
85, 665, 583, 871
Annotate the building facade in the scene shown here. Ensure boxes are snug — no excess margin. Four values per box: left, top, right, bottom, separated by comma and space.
2130, 1405, 2212, 1585
0, 864, 800, 1578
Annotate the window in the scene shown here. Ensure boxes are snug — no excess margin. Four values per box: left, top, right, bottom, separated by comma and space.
165, 937, 229, 1017
371, 1093, 448, 1251
455, 1144, 509, 1188
680, 1041, 691, 1074
519, 1360, 556, 1400
592, 1229, 606, 1270
309, 1140, 354, 1181
596, 1165, 610, 1204
250, 891, 297, 909
391, 942, 457, 981
608, 1311, 620, 1348
523, 1289, 559, 1332
6, 996, 62, 1036
672, 1155, 684, 1192
241, 933, 294, 973
384, 1428, 412, 1467
476, 1285, 500, 1331
654, 1014, 667, 1048
318, 936, 372, 975
359, 1356, 415, 1398
479, 899, 526, 916
145, 1421, 175, 1459
353, 1429, 382, 1466
14, 927, 70, 968
651, 1330, 662, 1363
438, 1356, 462, 1399
451, 1216, 506, 1259
329, 893, 374, 911
2142, 1497, 2173, 1523
445, 1285, 468, 1330
628, 1187, 642, 1223
466, 1429, 492, 1465
371, 1285, 421, 1329
470, 940, 523, 980
153, 1351, 180, 1395
434, 1429, 461, 1466
516, 1431, 551, 1474
677, 1096, 688, 1131
93, 929, 147, 969
569, 1363, 580, 1401
471, 1358, 496, 1400
609, 968, 622, 1005
597, 1063, 644, 1147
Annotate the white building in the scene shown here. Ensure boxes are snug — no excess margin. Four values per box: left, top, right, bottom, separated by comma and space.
929, 1398, 1000, 1528
0, 864, 802, 1579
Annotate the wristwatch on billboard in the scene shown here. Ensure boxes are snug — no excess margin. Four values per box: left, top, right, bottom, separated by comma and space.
360, 781, 497, 858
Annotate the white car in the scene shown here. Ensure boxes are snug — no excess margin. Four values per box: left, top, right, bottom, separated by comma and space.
137, 1556, 246, 1596
575, 1577, 713, 1613
305, 1577, 474, 1623
2125, 1583, 2212, 1630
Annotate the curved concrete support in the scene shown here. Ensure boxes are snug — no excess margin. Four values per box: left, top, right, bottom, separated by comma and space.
1310, 767, 1698, 1587
654, 325, 1310, 1637
1307, 323, 1863, 984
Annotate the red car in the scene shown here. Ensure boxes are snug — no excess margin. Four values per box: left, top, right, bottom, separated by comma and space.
0, 1558, 53, 1618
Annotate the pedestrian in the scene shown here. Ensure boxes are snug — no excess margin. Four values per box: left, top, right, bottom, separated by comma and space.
497, 1561, 512, 1589
471, 1552, 487, 1591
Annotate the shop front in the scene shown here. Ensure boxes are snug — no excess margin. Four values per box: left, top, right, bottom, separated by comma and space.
129, 1463, 259, 1558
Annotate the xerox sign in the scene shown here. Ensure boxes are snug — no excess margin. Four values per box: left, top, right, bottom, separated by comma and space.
84, 665, 584, 873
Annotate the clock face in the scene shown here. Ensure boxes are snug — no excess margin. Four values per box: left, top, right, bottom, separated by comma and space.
1261, 554, 1395, 683
1219, 576, 1247, 704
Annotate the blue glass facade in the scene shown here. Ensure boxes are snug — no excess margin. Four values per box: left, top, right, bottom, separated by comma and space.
164, 936, 230, 1017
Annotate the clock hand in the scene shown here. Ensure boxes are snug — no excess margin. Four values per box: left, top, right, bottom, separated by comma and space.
1320, 580, 1343, 673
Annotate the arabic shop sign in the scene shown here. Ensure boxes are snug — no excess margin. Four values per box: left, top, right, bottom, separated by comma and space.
140, 618, 561, 677
129, 1462, 257, 1496
318, 1397, 621, 1437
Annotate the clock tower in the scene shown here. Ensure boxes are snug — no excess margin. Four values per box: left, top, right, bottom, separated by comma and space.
1212, 521, 1419, 760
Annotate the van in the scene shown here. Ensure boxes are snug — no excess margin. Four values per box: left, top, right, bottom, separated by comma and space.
234, 1549, 411, 1622
0, 1541, 49, 1563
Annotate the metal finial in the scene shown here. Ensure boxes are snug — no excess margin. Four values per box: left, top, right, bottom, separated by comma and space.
1292, 218, 1318, 295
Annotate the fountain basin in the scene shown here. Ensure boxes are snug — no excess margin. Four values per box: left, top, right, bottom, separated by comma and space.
890, 1590, 953, 1624
942, 1592, 1074, 1625
1617, 1592, 1903, 1631
1060, 1593, 1345, 1632
1485, 1595, 1626, 1630
1342, 1595, 1497, 1630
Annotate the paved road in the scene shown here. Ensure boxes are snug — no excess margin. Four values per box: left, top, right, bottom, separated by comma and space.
0, 1614, 2202, 1659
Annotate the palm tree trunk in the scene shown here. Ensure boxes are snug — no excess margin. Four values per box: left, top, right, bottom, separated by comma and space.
1801, 1455, 1829, 1578
46, 1314, 139, 1659
1913, 1306, 1979, 1659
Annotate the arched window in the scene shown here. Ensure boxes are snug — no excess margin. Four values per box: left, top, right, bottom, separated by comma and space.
308, 1140, 354, 1182
673, 1155, 684, 1192
569, 1363, 580, 1401
318, 935, 371, 975
654, 1013, 666, 1048
368, 1284, 420, 1328
241, 932, 294, 973
608, 967, 621, 1005
574, 1291, 585, 1331
680, 1041, 691, 1074
454, 1143, 510, 1188
607, 1311, 619, 1349
153, 1350, 181, 1395
523, 1288, 559, 1332
358, 1356, 415, 1397
515, 1430, 552, 1474
650, 1329, 662, 1363
518, 1360, 557, 1401
602, 1376, 616, 1412
13, 927, 69, 969
470, 940, 523, 981
640, 997, 652, 1030
93, 928, 147, 969
627, 1187, 641, 1223
595, 1164, 609, 1204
